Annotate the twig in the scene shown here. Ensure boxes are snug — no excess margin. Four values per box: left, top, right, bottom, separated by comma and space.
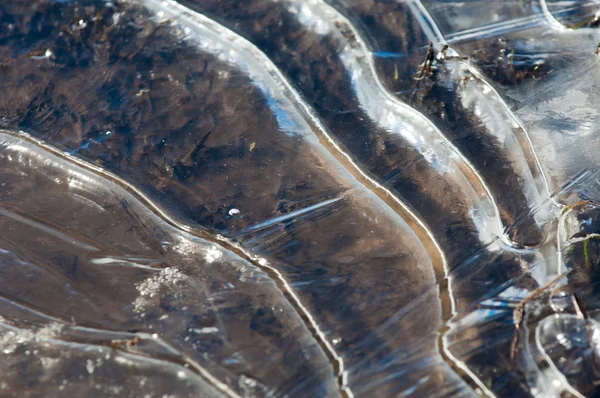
416, 42, 435, 80
510, 271, 571, 360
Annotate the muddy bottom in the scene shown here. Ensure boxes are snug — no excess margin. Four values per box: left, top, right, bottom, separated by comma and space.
1, 0, 599, 397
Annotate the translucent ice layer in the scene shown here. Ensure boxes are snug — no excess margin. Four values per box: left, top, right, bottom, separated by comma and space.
1, 0, 600, 397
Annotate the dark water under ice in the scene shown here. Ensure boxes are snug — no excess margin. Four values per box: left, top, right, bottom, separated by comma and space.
0, 0, 599, 397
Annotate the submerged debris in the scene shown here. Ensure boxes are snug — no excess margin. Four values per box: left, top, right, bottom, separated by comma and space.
415, 42, 436, 80
108, 335, 140, 350
470, 38, 553, 85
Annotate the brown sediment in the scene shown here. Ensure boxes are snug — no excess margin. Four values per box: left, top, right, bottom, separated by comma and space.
0, 0, 564, 396
466, 38, 554, 86
303, 120, 446, 281
1, 127, 351, 397
0, 1, 390, 392
327, 0, 546, 248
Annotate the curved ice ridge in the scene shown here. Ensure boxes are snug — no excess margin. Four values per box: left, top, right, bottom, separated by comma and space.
407, 0, 552, 228
137, 0, 450, 273
0, 318, 241, 398
128, 0, 449, 263
535, 314, 598, 398
149, 1, 553, 396
540, 0, 572, 30
283, 0, 532, 254
417, 1, 600, 396
3, 0, 585, 396
305, 1, 559, 396
540, 0, 600, 30
443, 13, 545, 44
272, 3, 549, 394
409, 0, 556, 397
121, 2, 452, 396
0, 129, 341, 397
461, 65, 552, 217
